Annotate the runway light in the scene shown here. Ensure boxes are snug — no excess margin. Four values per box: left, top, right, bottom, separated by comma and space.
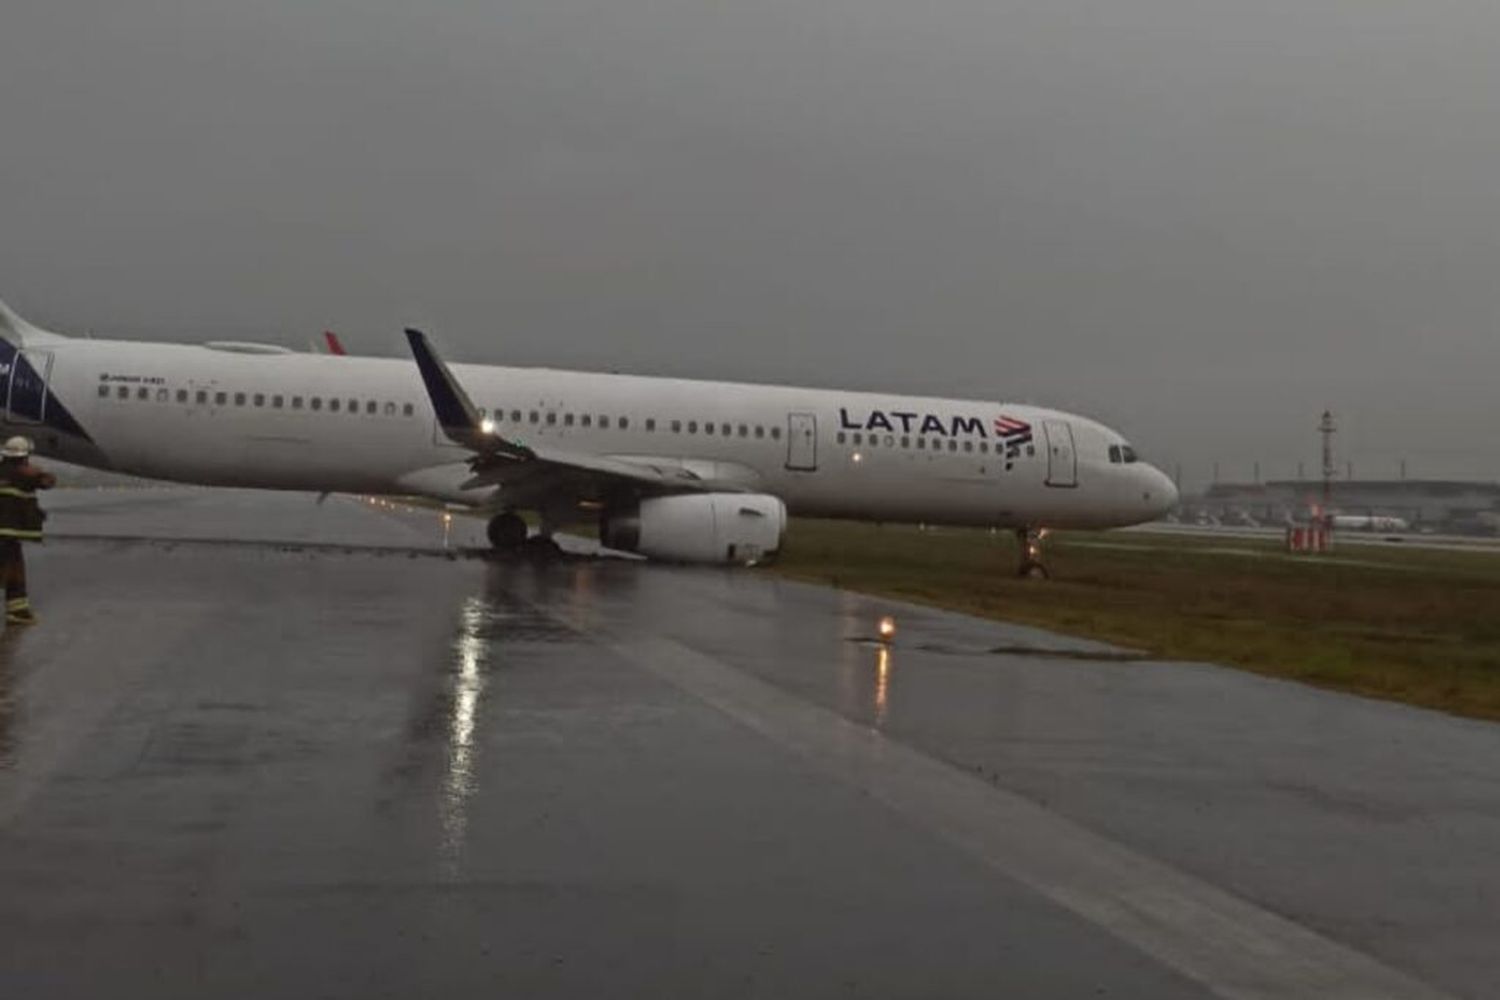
877, 616, 897, 642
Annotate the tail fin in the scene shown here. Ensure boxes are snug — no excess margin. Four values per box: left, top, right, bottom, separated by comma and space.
0, 296, 64, 346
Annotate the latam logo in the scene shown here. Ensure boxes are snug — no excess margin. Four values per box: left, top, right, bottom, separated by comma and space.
840, 407, 1034, 443
994, 415, 1034, 458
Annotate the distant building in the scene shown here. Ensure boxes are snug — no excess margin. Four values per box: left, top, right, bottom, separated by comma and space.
1191, 479, 1500, 534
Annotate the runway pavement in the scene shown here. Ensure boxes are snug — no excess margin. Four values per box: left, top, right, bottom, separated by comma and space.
2, 488, 1497, 998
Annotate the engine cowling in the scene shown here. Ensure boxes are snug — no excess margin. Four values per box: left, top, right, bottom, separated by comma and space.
601, 493, 786, 565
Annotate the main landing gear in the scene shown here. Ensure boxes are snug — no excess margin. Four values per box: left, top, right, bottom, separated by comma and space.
487, 511, 528, 551
486, 511, 563, 559
1016, 528, 1050, 579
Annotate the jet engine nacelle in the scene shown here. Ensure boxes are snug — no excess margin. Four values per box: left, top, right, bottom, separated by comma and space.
601, 493, 786, 565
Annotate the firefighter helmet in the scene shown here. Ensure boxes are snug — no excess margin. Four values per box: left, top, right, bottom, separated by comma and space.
2, 436, 33, 458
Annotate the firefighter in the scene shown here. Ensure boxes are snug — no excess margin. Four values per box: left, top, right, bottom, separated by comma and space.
0, 436, 55, 624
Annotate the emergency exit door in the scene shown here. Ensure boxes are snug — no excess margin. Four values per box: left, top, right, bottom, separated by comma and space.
785, 412, 817, 471
1043, 419, 1077, 487
4, 349, 53, 425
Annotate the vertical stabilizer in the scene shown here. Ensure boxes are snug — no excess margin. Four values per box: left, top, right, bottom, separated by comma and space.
0, 297, 63, 345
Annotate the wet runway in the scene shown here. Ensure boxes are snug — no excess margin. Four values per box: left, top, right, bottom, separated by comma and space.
3, 488, 1498, 998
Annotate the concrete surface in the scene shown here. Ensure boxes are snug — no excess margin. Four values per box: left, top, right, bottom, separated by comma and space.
1, 487, 1496, 998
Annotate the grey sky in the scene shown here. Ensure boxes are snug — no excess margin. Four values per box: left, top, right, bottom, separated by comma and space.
3, 1, 1497, 488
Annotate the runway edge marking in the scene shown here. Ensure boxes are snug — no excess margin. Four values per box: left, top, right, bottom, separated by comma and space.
595, 631, 1450, 1000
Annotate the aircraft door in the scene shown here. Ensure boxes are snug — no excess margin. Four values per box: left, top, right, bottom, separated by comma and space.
1042, 419, 1077, 487
785, 412, 817, 471
5, 350, 53, 425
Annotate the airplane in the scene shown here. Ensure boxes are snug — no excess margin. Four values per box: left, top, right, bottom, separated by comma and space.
0, 295, 1177, 575
1330, 513, 1411, 533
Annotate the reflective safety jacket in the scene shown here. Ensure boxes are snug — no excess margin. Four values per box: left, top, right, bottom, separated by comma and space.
0, 460, 55, 541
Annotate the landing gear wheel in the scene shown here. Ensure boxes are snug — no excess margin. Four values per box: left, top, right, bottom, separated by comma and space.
487, 512, 528, 551
1016, 528, 1051, 580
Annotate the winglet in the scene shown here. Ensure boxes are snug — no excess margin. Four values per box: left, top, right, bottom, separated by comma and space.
323, 330, 347, 356
404, 328, 530, 459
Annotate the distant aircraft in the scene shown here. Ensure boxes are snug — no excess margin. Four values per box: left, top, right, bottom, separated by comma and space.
0, 296, 1176, 574
1330, 514, 1411, 533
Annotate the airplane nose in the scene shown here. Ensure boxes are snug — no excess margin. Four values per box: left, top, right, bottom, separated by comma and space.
1150, 465, 1179, 516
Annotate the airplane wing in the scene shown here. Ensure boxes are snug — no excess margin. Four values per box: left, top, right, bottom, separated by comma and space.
403, 329, 750, 507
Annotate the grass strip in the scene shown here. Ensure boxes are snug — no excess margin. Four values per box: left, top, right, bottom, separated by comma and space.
771, 520, 1500, 721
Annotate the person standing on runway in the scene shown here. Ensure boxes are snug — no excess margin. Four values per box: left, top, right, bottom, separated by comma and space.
0, 436, 55, 624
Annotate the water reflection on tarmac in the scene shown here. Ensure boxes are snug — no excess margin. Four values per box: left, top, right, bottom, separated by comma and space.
0, 489, 1495, 998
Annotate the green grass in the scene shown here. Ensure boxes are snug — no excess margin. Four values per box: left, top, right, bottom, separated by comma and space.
771, 520, 1500, 721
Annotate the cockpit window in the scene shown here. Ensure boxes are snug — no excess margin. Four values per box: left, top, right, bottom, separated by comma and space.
1108, 445, 1122, 464
1121, 445, 1139, 463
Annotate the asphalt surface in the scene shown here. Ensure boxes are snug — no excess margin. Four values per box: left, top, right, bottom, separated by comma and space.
2, 488, 1497, 998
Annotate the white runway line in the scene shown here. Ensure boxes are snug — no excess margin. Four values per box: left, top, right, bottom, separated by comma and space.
601, 633, 1451, 1000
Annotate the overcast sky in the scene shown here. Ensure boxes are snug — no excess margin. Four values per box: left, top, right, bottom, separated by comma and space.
2, 1, 1497, 488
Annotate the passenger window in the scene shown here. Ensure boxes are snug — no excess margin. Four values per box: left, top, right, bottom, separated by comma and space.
348, 399, 358, 413
754, 426, 764, 439
293, 397, 304, 410
646, 418, 656, 432
215, 391, 228, 405
916, 438, 925, 449
853, 432, 863, 445
117, 386, 128, 399
564, 413, 575, 427
688, 421, 698, 434
719, 423, 729, 436
979, 442, 989, 453
311, 397, 322, 411
771, 427, 782, 440
704, 422, 714, 435
948, 440, 957, 452
137, 387, 150, 400
599, 416, 609, 429
253, 393, 265, 407
383, 402, 395, 416
273, 395, 285, 409
510, 410, 521, 422
156, 388, 169, 402
837, 432, 846, 444
529, 411, 539, 424
195, 390, 208, 404
177, 389, 188, 403
402, 403, 414, 416
581, 414, 592, 428
671, 420, 681, 433
366, 400, 376, 415
900, 436, 910, 448
546, 412, 557, 425
963, 441, 973, 453
234, 392, 246, 406
738, 425, 747, 437
1027, 444, 1035, 456
619, 417, 629, 430
98, 384, 109, 398
330, 399, 340, 412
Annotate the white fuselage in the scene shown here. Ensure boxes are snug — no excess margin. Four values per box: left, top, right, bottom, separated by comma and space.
2, 334, 1177, 531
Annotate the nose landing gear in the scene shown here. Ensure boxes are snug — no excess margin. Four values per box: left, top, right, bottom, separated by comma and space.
1016, 528, 1050, 579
